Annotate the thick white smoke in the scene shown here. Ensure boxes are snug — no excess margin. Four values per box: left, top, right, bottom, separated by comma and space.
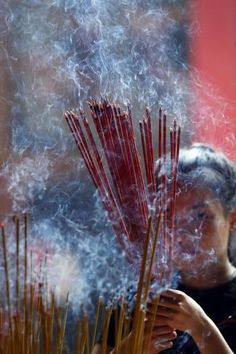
1, 0, 235, 313
0, 0, 192, 310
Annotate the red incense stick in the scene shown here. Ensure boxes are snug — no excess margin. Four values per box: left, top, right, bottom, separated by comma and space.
65, 101, 180, 279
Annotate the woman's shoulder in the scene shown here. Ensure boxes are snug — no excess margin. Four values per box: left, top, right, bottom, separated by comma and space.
178, 275, 236, 298
178, 276, 236, 322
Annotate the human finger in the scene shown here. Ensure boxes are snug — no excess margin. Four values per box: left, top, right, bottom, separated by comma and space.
149, 340, 174, 353
156, 305, 177, 317
146, 298, 176, 319
159, 295, 181, 310
155, 315, 172, 327
161, 289, 185, 300
144, 324, 175, 337
151, 330, 177, 342
150, 325, 175, 335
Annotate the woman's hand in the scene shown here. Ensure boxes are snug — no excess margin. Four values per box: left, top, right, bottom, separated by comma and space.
155, 289, 207, 338
144, 299, 177, 353
143, 325, 177, 353
154, 289, 234, 354
93, 290, 234, 354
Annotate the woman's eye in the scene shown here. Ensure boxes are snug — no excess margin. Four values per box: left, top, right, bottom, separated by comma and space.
197, 212, 206, 219
197, 211, 214, 222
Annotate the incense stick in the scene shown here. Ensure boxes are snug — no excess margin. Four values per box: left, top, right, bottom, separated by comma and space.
1, 224, 13, 344
13, 216, 20, 314
131, 217, 152, 354
101, 306, 112, 354
91, 296, 104, 351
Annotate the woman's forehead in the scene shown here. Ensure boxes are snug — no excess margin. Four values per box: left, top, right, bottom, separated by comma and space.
176, 186, 218, 208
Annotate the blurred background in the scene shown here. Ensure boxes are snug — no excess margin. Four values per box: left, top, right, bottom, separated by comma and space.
0, 0, 235, 311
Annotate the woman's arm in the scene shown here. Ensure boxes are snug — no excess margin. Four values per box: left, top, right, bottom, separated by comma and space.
193, 316, 234, 354
155, 289, 234, 354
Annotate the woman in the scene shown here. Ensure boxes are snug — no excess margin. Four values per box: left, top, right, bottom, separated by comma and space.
93, 144, 236, 353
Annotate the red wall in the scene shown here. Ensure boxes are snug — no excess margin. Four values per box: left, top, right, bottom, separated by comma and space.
190, 0, 236, 160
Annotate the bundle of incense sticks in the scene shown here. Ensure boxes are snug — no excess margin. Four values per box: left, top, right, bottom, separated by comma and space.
75, 216, 162, 354
0, 216, 70, 354
65, 100, 180, 272
91, 216, 162, 354
0, 215, 161, 354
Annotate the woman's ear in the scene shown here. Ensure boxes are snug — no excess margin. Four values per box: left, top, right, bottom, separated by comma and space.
230, 211, 236, 234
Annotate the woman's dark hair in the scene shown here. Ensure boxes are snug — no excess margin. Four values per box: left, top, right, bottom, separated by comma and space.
156, 143, 236, 212
176, 143, 236, 212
